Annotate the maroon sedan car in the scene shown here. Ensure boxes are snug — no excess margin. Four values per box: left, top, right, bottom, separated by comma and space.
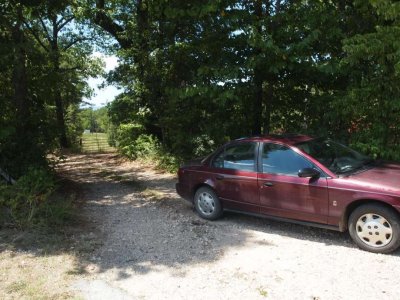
176, 134, 400, 253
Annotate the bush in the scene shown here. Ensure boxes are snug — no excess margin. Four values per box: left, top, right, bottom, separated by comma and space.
0, 168, 73, 228
191, 134, 216, 157
116, 123, 145, 158
107, 124, 117, 147
115, 132, 182, 172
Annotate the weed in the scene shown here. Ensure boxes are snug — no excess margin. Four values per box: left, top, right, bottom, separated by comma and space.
257, 286, 268, 297
6, 281, 27, 293
140, 188, 165, 200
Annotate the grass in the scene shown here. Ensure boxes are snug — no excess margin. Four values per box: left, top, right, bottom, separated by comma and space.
140, 188, 166, 200
0, 177, 88, 299
81, 133, 115, 153
257, 286, 268, 297
0, 242, 80, 299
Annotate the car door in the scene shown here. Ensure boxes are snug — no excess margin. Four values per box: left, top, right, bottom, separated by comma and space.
209, 141, 260, 213
258, 143, 329, 224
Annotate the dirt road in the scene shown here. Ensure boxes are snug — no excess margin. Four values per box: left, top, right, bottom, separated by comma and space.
58, 154, 400, 300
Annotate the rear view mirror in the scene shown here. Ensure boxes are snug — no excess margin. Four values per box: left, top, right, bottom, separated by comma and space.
298, 168, 320, 178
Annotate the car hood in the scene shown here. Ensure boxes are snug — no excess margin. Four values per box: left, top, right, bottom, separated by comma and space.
346, 162, 400, 195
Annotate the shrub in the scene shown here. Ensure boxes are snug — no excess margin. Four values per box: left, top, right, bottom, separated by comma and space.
114, 131, 182, 172
191, 134, 216, 157
116, 123, 144, 158
133, 134, 159, 158
0, 168, 73, 228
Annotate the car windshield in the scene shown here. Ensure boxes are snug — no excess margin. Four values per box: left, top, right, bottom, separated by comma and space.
296, 138, 373, 175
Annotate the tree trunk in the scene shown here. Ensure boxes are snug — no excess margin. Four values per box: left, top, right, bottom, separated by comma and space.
136, 0, 149, 81
11, 6, 30, 134
264, 84, 272, 134
55, 90, 69, 147
253, 69, 263, 135
252, 0, 264, 135
52, 16, 69, 148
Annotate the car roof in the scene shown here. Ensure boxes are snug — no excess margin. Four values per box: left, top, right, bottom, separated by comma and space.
234, 134, 314, 145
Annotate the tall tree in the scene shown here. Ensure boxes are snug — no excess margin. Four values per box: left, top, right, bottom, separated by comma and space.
0, 0, 101, 177
24, 1, 96, 147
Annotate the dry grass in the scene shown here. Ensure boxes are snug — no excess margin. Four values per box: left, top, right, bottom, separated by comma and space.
140, 188, 166, 201
0, 176, 88, 299
0, 249, 81, 300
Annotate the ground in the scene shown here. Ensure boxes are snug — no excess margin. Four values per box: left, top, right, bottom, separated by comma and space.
2, 153, 400, 299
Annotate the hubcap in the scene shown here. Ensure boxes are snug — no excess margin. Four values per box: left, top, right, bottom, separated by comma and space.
197, 192, 215, 215
356, 213, 393, 248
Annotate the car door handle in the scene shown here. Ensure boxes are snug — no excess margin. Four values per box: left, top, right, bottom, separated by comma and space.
263, 182, 274, 187
216, 175, 224, 180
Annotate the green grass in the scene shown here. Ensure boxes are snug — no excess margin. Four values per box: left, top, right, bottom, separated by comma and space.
81, 133, 115, 153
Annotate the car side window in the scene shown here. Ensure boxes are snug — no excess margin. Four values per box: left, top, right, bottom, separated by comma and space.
212, 143, 256, 172
262, 143, 313, 176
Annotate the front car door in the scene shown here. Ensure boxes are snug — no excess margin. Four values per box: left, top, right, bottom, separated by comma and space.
209, 141, 260, 213
258, 143, 329, 224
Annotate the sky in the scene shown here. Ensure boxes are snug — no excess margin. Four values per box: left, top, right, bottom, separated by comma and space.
84, 52, 120, 108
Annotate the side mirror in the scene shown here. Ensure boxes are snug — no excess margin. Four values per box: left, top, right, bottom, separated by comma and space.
298, 167, 320, 178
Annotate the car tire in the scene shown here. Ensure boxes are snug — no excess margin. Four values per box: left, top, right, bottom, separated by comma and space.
193, 186, 223, 220
348, 204, 400, 253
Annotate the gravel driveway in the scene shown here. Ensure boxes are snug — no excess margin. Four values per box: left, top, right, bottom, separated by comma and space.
58, 154, 400, 300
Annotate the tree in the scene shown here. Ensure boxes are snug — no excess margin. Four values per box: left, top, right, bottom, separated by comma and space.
94, 0, 356, 158
338, 0, 400, 159
0, 0, 101, 177
23, 1, 100, 147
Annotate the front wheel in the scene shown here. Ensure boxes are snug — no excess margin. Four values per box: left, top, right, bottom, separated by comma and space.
193, 187, 223, 220
348, 204, 400, 253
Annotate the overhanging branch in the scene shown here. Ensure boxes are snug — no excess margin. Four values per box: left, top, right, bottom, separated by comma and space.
94, 0, 132, 49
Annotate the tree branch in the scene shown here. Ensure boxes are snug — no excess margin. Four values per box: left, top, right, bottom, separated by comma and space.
59, 66, 80, 73
22, 20, 49, 52
63, 37, 89, 50
58, 16, 74, 32
38, 14, 53, 44
94, 0, 132, 49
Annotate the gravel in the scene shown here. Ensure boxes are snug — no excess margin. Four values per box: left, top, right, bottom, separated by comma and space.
59, 154, 400, 300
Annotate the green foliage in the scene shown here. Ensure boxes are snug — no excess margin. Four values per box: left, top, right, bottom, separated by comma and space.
131, 134, 159, 158
339, 0, 400, 160
0, 168, 68, 228
0, 0, 102, 177
3, 0, 400, 185
100, 0, 400, 164
115, 131, 180, 172
79, 107, 110, 133
115, 123, 144, 158
66, 104, 84, 148
191, 134, 216, 157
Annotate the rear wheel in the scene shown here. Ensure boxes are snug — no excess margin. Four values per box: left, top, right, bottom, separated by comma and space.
193, 187, 223, 220
348, 204, 400, 253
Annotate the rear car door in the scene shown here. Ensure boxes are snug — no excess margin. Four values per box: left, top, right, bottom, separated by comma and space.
209, 141, 260, 213
258, 143, 329, 223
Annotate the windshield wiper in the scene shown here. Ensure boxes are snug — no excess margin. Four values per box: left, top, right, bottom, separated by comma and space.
362, 158, 375, 166
336, 159, 375, 175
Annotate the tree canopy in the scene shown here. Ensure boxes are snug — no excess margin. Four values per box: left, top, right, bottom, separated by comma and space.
1, 0, 400, 178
